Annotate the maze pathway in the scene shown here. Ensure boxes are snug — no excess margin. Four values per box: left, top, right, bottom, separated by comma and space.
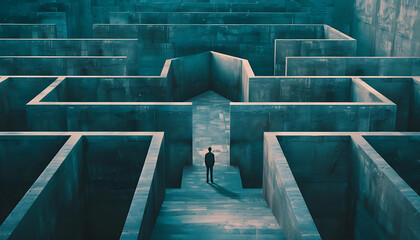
151, 91, 285, 239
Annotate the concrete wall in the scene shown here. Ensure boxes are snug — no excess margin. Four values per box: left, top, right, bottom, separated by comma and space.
211, 52, 246, 101
0, 24, 56, 38
107, 12, 328, 25
133, 3, 288, 12
49, 77, 168, 102
286, 57, 420, 76
0, 133, 165, 239
264, 133, 420, 240
352, 134, 420, 239
0, 12, 67, 38
166, 52, 211, 101
249, 77, 352, 102
278, 135, 354, 240
0, 56, 127, 75
364, 135, 420, 196
263, 133, 321, 240
231, 84, 396, 187
0, 135, 68, 226
351, 0, 420, 57
0, 39, 138, 75
275, 25, 356, 75
0, 1, 93, 38
93, 24, 328, 76
27, 81, 192, 187
0, 77, 56, 130
362, 77, 420, 131
121, 133, 166, 240
165, 51, 250, 101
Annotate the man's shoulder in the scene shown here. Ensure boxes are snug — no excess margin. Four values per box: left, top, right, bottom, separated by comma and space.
205, 152, 214, 157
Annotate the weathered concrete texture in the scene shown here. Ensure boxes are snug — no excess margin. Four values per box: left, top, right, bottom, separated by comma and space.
0, 12, 67, 38
134, 3, 288, 12
249, 77, 352, 102
0, 77, 56, 130
0, 1, 93, 38
0, 135, 69, 227
286, 57, 420, 76
93, 24, 333, 75
362, 77, 420, 131
275, 25, 356, 75
165, 51, 251, 101
264, 133, 420, 240
0, 133, 165, 240
27, 78, 192, 187
352, 0, 420, 57
364, 135, 420, 196
263, 133, 321, 240
352, 134, 420, 239
0, 56, 127, 75
0, 24, 56, 38
107, 12, 328, 24
231, 78, 396, 187
0, 39, 138, 75
43, 77, 168, 102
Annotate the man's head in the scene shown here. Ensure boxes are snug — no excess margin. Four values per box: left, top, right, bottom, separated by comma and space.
208, 147, 212, 152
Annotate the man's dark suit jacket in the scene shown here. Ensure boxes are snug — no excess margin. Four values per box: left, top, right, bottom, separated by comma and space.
205, 152, 215, 167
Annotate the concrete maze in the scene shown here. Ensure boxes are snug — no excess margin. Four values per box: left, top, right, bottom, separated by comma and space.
0, 0, 419, 239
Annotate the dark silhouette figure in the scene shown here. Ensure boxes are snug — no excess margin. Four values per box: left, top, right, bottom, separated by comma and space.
205, 147, 215, 183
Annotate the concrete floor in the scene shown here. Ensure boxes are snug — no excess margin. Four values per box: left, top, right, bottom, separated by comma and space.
151, 91, 285, 239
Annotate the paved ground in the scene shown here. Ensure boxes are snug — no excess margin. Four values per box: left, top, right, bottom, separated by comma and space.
151, 91, 285, 240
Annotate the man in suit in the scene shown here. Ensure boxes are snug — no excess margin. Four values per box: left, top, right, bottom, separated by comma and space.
205, 147, 215, 183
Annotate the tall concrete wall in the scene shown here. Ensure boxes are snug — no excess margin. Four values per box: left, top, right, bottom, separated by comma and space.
0, 135, 69, 226
166, 52, 211, 101
27, 105, 191, 188
0, 12, 67, 38
278, 136, 354, 239
0, 133, 165, 239
50, 77, 168, 102
263, 133, 321, 240
0, 0, 93, 38
231, 79, 396, 187
107, 12, 328, 24
93, 24, 328, 75
121, 133, 166, 239
264, 133, 420, 240
0, 24, 56, 38
362, 77, 420, 131
351, 0, 420, 56
248, 77, 352, 102
351, 135, 420, 239
286, 57, 420, 76
0, 56, 127, 75
166, 51, 250, 101
0, 77, 55, 130
365, 135, 420, 196
0, 39, 138, 75
275, 25, 356, 75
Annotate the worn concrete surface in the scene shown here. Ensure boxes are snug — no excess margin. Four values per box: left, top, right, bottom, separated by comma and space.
0, 56, 128, 75
362, 77, 420, 131
0, 39, 138, 75
0, 24, 56, 38
275, 25, 356, 75
286, 57, 420, 76
231, 77, 396, 187
93, 24, 334, 75
264, 132, 420, 240
0, 133, 165, 239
